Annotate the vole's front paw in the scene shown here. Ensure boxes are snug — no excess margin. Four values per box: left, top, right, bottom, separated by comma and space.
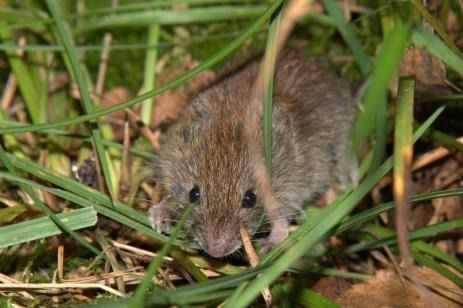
258, 220, 289, 254
148, 203, 172, 233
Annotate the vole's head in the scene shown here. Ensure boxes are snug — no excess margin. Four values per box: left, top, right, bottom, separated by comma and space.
155, 99, 265, 258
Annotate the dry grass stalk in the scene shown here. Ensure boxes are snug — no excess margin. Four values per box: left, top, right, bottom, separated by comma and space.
108, 240, 225, 278
120, 117, 132, 196
412, 136, 463, 170
16, 108, 36, 150
95, 231, 126, 294
91, 140, 108, 193
0, 283, 126, 298
125, 108, 160, 151
247, 0, 316, 241
96, 33, 113, 96
375, 136, 463, 191
0, 273, 34, 300
239, 224, 272, 306
57, 245, 64, 281
0, 73, 17, 110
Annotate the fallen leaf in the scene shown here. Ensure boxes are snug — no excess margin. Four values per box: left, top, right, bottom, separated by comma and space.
390, 47, 450, 99
337, 268, 463, 307
152, 89, 188, 129
101, 86, 133, 120
312, 276, 350, 300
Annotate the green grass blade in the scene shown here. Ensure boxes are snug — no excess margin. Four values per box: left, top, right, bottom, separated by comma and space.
393, 76, 415, 265
262, 4, 282, 176
0, 0, 283, 135
140, 23, 160, 125
0, 171, 169, 244
46, 0, 114, 198
78, 0, 263, 17
0, 207, 97, 248
352, 24, 411, 169
410, 0, 463, 59
297, 289, 338, 308
5, 153, 160, 231
0, 145, 101, 255
142, 267, 267, 306
335, 188, 463, 234
273, 284, 338, 308
411, 25, 463, 76
413, 241, 463, 274
419, 94, 463, 104
347, 224, 463, 287
0, 28, 264, 53
224, 106, 444, 308
302, 267, 370, 281
79, 6, 267, 32
413, 251, 463, 288
320, 0, 372, 76
339, 219, 463, 254
130, 203, 196, 307
0, 204, 29, 223
169, 249, 208, 282
424, 128, 463, 152
0, 119, 156, 159
264, 106, 445, 263
0, 110, 24, 158
0, 25, 42, 124
5, 155, 156, 230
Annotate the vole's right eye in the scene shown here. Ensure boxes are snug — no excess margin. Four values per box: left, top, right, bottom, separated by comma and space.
242, 189, 257, 208
189, 185, 200, 203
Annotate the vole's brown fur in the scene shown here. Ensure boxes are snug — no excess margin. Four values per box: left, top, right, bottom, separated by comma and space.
148, 52, 357, 258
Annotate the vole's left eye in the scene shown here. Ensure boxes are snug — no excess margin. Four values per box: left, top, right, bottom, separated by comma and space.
242, 189, 256, 208
189, 185, 200, 203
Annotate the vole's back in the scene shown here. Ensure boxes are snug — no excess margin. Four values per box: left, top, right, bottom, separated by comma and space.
203, 52, 356, 216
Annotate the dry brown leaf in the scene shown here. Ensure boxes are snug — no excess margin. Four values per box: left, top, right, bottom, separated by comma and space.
336, 268, 463, 307
100, 86, 132, 120
182, 56, 216, 93
99, 87, 133, 140
456, 238, 463, 254
312, 276, 351, 301
151, 89, 188, 128
435, 239, 454, 255
390, 47, 450, 99
446, 9, 461, 41
151, 54, 215, 128
428, 158, 463, 224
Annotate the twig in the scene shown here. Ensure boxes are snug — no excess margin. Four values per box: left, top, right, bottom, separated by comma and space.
125, 108, 160, 151
0, 283, 126, 298
0, 273, 34, 300
0, 74, 17, 110
95, 33, 113, 96
375, 136, 463, 191
239, 224, 272, 306
413, 136, 463, 170
57, 245, 64, 281
120, 115, 131, 197
95, 231, 126, 294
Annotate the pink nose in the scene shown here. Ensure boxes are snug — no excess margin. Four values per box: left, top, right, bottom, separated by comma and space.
204, 238, 232, 258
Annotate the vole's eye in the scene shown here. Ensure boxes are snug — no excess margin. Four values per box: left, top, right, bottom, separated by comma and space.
242, 189, 256, 208
189, 185, 200, 203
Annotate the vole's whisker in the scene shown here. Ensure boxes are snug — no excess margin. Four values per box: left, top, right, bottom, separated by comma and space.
251, 230, 273, 234
126, 197, 153, 202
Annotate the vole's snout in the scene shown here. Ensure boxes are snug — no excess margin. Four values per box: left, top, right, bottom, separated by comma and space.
203, 237, 234, 258
197, 228, 241, 258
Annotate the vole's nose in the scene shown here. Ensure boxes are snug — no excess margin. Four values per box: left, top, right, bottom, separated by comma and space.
204, 237, 231, 258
